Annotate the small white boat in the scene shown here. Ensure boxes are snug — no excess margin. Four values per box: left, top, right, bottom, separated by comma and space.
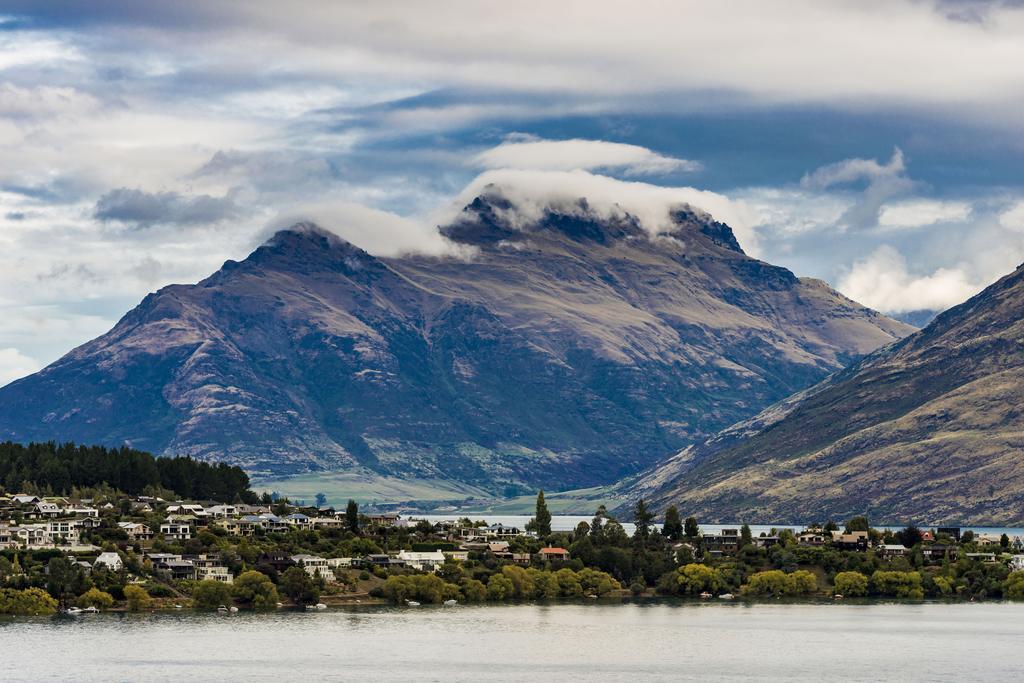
406, 600, 421, 606
174, 604, 183, 610
80, 606, 99, 614
699, 591, 712, 599
443, 599, 458, 606
834, 594, 844, 601
587, 594, 598, 599
276, 602, 284, 608
63, 607, 83, 615
718, 593, 735, 600
217, 605, 229, 613
229, 606, 239, 613
306, 602, 328, 610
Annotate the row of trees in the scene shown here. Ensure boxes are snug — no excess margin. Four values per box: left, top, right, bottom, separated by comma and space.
0, 441, 254, 501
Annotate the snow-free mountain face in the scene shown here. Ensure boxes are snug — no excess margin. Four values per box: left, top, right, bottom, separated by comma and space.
0, 190, 912, 493
628, 262, 1024, 525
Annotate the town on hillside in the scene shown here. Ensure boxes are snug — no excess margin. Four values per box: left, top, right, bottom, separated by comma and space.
4, 485, 1024, 614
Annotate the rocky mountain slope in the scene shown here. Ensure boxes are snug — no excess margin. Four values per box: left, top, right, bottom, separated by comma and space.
0, 190, 911, 492
628, 263, 1024, 525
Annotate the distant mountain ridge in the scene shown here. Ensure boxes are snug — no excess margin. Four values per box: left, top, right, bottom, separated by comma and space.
0, 189, 912, 493
626, 262, 1024, 525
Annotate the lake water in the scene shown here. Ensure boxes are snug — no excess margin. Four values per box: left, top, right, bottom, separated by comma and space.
3, 601, 1023, 681
414, 514, 1024, 540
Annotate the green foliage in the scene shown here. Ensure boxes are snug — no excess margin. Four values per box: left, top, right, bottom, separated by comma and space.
232, 570, 279, 608
0, 441, 252, 501
461, 578, 487, 602
743, 569, 817, 597
279, 566, 321, 605
662, 505, 683, 541
870, 570, 924, 599
77, 587, 114, 609
345, 500, 359, 535
124, 585, 153, 610
633, 499, 653, 544
1003, 571, 1024, 599
740, 524, 753, 547
192, 580, 234, 610
674, 563, 724, 595
533, 490, 552, 537
0, 587, 58, 615
845, 516, 870, 533
684, 516, 699, 539
383, 574, 450, 604
833, 571, 869, 597
486, 573, 514, 600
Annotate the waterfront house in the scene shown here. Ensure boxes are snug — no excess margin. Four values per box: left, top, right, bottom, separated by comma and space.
290, 554, 334, 581
257, 552, 295, 573
831, 531, 870, 551
155, 559, 197, 581
483, 523, 522, 539
443, 550, 470, 562
536, 547, 570, 563
937, 527, 961, 542
921, 545, 957, 563
703, 529, 741, 556
878, 544, 909, 558
798, 532, 828, 546
94, 552, 123, 571
191, 554, 234, 583
755, 536, 780, 549
311, 516, 344, 530
1010, 555, 1024, 571
397, 550, 446, 571
12, 494, 41, 505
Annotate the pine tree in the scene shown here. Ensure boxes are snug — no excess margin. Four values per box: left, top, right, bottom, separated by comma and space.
740, 523, 753, 547
662, 505, 683, 540
684, 516, 699, 539
633, 499, 653, 545
346, 499, 360, 535
534, 490, 552, 537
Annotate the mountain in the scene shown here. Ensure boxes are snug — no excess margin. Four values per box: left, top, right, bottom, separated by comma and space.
627, 263, 1024, 525
0, 189, 912, 493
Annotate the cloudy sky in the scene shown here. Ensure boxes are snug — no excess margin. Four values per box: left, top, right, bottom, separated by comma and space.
3, 0, 1024, 385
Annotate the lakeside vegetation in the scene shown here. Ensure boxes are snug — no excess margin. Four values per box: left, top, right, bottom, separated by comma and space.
3, 443, 1024, 616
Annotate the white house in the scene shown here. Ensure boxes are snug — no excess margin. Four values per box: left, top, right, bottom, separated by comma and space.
290, 554, 334, 581
160, 522, 192, 540
64, 506, 99, 518
396, 550, 446, 572
206, 504, 237, 518
192, 554, 234, 583
94, 552, 123, 571
1010, 555, 1024, 571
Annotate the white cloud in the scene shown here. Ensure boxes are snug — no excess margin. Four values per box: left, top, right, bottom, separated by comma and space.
473, 135, 699, 175
439, 168, 760, 255
267, 201, 458, 257
878, 199, 972, 229
998, 201, 1024, 232
800, 148, 916, 230
0, 347, 41, 387
837, 245, 982, 313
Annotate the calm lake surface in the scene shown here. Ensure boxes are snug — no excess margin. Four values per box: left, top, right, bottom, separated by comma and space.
415, 514, 1024, 539
3, 601, 1023, 682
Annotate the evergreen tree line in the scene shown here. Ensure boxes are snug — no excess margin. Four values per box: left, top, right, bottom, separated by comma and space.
0, 441, 253, 501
